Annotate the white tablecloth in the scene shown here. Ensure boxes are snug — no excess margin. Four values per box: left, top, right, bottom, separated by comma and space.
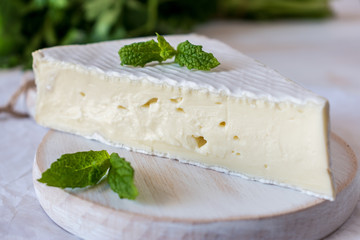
1, 1, 359, 239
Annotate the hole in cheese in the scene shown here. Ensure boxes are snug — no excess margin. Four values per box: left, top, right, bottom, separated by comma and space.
219, 121, 226, 127
233, 135, 239, 140
142, 98, 158, 107
192, 135, 207, 148
117, 105, 127, 110
264, 164, 268, 168
80, 92, 85, 97
176, 107, 184, 113
215, 102, 222, 105
170, 97, 183, 103
231, 150, 241, 156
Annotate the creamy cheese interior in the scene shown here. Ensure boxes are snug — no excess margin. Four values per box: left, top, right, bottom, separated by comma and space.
34, 60, 334, 199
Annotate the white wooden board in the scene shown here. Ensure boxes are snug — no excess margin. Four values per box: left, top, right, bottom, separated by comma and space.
33, 130, 359, 240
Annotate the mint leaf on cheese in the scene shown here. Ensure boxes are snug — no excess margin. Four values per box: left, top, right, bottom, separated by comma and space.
108, 153, 138, 200
156, 33, 176, 61
118, 33, 220, 70
175, 40, 220, 71
38, 150, 110, 189
118, 39, 163, 67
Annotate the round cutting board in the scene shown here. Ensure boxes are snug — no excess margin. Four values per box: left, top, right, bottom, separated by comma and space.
33, 130, 359, 240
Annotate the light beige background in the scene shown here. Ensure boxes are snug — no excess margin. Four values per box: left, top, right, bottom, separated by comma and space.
1, 0, 359, 239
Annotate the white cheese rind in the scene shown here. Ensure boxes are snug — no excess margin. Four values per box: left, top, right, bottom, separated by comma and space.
35, 34, 326, 106
32, 35, 335, 200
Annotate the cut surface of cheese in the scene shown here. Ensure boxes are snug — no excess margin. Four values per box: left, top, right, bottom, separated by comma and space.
32, 34, 335, 200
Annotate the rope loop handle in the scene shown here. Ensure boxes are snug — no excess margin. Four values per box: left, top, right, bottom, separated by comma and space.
0, 77, 35, 118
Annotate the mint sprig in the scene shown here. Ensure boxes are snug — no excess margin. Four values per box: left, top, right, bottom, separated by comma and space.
38, 151, 138, 200
118, 33, 220, 71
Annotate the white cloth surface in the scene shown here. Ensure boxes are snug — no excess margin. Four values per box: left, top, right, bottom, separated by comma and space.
1, 1, 360, 239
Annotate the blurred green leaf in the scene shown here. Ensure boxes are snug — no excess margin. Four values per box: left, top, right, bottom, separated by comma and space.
0, 0, 332, 69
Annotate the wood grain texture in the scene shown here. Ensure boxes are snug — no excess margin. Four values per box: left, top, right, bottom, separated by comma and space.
33, 130, 359, 240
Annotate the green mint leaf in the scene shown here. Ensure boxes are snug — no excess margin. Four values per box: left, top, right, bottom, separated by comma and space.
175, 40, 220, 71
108, 153, 138, 200
37, 150, 110, 189
156, 33, 176, 61
118, 39, 163, 67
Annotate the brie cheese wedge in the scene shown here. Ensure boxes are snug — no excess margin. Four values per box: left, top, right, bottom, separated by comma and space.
32, 34, 335, 200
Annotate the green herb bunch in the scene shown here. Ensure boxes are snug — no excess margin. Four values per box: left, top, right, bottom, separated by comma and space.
0, 0, 217, 68
0, 0, 331, 68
